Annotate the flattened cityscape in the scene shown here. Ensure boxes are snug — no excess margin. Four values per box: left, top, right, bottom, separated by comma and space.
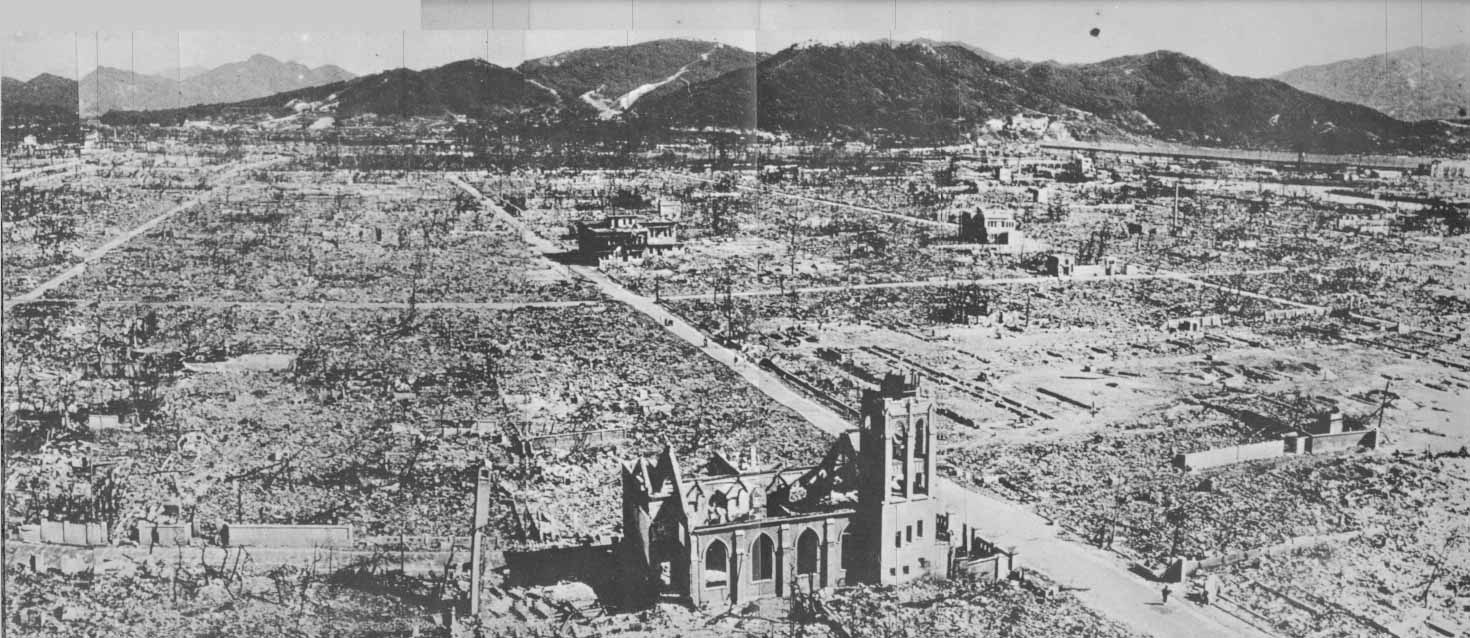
3, 23, 1469, 638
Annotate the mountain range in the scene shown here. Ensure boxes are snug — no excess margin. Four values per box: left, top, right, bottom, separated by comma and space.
2, 73, 79, 110
2, 73, 80, 136
633, 40, 1440, 152
1274, 44, 1470, 122
102, 58, 563, 126
89, 38, 1463, 153
79, 54, 354, 116
516, 38, 759, 119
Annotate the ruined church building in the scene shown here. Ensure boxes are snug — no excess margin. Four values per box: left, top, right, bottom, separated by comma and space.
620, 373, 998, 607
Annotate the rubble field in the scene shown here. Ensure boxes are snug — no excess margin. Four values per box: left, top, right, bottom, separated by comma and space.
953, 423, 1470, 638
2, 167, 209, 295
4, 560, 435, 638
1202, 262, 1470, 337
3, 302, 827, 547
497, 169, 1037, 298
1201, 455, 1470, 638
660, 276, 1348, 439
42, 169, 596, 303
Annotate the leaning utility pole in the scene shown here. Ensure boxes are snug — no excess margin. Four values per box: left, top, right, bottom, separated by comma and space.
1376, 380, 1391, 444
469, 464, 492, 615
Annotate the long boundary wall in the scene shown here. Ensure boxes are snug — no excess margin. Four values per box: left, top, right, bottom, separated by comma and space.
221, 524, 354, 547
1175, 440, 1286, 471
1176, 429, 1379, 472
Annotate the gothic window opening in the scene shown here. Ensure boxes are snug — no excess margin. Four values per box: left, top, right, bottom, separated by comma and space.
751, 534, 775, 581
797, 529, 820, 575
704, 540, 729, 587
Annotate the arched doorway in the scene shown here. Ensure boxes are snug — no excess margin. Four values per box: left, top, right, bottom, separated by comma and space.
796, 528, 821, 591
704, 540, 729, 589
649, 512, 683, 592
750, 533, 776, 596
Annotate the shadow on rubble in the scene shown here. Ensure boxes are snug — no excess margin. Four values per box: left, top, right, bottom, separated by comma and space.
323, 544, 623, 614
500, 542, 622, 605
1194, 400, 1290, 436
544, 251, 593, 267
326, 554, 453, 610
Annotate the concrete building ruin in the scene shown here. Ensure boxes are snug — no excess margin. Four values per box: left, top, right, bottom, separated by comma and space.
959, 209, 1021, 244
1047, 253, 1128, 278
618, 373, 978, 608
575, 214, 681, 266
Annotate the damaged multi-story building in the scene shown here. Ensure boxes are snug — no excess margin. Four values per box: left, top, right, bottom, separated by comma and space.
958, 208, 1022, 244
618, 373, 1002, 608
574, 214, 681, 266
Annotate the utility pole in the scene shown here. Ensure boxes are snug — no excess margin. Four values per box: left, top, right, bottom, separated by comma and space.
1376, 380, 1391, 444
469, 463, 492, 616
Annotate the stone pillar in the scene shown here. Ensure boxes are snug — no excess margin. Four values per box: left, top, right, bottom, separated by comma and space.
731, 530, 746, 605
924, 405, 936, 493
902, 403, 914, 499
777, 524, 790, 598
823, 519, 840, 588
880, 416, 894, 501
690, 536, 703, 608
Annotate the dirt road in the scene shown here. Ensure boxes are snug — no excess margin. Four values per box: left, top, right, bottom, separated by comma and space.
3, 157, 288, 308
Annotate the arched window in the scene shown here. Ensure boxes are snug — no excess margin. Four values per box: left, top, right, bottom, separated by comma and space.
914, 418, 927, 455
750, 534, 774, 581
704, 540, 729, 587
796, 529, 820, 575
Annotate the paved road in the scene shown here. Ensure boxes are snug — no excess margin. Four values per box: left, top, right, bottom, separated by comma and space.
3, 157, 288, 309
454, 174, 1274, 638
933, 480, 1274, 638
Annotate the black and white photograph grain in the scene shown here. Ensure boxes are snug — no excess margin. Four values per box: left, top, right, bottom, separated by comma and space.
2, 0, 1469, 636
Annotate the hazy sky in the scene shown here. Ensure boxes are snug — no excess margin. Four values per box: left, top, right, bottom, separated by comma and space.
2, 33, 81, 80
5, 1, 1468, 80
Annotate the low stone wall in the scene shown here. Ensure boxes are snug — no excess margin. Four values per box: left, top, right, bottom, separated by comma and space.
136, 523, 191, 549
1176, 429, 1377, 472
221, 524, 354, 548
1306, 429, 1377, 454
1175, 440, 1286, 471
952, 552, 1011, 583
35, 521, 109, 547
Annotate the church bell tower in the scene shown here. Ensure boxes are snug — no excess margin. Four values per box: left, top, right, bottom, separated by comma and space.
855, 371, 944, 585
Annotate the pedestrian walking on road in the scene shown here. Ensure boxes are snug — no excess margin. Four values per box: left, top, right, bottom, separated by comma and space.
1161, 584, 1172, 604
